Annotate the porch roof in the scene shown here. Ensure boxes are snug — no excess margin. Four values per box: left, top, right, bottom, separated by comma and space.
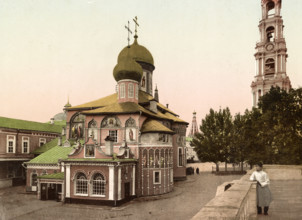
37, 172, 64, 180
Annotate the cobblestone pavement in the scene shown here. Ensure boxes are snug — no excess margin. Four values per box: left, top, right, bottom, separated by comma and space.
0, 172, 241, 220
255, 180, 302, 220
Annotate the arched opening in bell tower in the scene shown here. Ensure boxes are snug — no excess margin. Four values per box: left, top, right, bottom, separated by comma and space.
266, 26, 275, 42
266, 1, 276, 18
265, 58, 275, 75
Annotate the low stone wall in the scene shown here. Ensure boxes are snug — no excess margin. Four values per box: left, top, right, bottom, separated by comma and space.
191, 165, 302, 220
263, 165, 302, 180
191, 169, 256, 220
0, 178, 12, 189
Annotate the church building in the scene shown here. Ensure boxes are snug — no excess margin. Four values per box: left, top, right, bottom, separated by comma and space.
251, 0, 292, 106
25, 20, 188, 205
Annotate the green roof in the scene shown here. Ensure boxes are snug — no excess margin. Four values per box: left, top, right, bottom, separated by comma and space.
38, 172, 64, 180
26, 145, 73, 164
64, 158, 137, 162
48, 120, 66, 127
141, 119, 174, 134
33, 136, 66, 155
0, 116, 62, 133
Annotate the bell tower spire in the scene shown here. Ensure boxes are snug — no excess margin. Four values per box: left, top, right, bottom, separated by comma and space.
189, 111, 198, 137
251, 0, 291, 107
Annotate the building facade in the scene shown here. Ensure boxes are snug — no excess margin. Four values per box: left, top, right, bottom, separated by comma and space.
251, 0, 292, 107
25, 29, 188, 205
0, 116, 62, 188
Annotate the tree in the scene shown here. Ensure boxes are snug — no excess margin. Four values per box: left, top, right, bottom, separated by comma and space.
257, 87, 302, 164
191, 108, 233, 171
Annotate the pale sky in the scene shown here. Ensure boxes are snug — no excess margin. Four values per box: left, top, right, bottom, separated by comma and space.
0, 0, 302, 128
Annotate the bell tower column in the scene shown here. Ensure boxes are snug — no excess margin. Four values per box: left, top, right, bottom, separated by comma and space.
251, 0, 291, 107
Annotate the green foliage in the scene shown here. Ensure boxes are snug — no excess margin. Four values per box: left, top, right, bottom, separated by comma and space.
191, 107, 233, 171
192, 87, 302, 166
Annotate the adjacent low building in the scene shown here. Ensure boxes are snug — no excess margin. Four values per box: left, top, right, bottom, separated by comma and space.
0, 116, 62, 188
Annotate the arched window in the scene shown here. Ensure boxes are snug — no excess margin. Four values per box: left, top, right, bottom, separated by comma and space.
266, 26, 275, 42
88, 120, 98, 141
178, 148, 183, 167
265, 58, 275, 75
75, 172, 88, 195
120, 83, 125, 98
267, 1, 275, 17
169, 149, 173, 167
70, 113, 85, 140
31, 173, 37, 186
149, 149, 154, 168
142, 149, 148, 168
165, 149, 169, 167
155, 149, 160, 168
92, 173, 106, 196
128, 83, 134, 98
160, 149, 165, 168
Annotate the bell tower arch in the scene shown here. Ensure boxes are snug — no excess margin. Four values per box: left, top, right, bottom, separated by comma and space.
251, 0, 291, 107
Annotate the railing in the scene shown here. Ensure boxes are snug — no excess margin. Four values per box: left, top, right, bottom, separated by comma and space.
191, 170, 257, 220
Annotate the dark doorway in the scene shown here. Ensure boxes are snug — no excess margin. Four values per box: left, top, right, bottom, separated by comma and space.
41, 183, 47, 200
124, 182, 131, 198
48, 184, 56, 200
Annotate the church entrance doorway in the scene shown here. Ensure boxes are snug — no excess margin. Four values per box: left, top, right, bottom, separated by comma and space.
124, 182, 131, 199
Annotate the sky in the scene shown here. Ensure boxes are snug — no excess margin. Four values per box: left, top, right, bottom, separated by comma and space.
0, 0, 302, 128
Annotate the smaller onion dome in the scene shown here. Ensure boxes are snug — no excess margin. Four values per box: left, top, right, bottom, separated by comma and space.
113, 48, 143, 82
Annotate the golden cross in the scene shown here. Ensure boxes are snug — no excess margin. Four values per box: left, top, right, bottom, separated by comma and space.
133, 16, 139, 36
125, 21, 132, 47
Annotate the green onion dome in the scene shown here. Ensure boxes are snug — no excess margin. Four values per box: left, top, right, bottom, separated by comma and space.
117, 36, 154, 66
113, 48, 143, 82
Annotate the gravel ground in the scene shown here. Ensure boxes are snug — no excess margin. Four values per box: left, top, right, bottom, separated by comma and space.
0, 167, 242, 220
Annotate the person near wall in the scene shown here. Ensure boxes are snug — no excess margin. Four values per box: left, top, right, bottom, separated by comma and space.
250, 162, 272, 215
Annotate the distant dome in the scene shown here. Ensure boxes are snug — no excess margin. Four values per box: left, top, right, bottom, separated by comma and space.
53, 112, 66, 121
118, 37, 154, 66
113, 48, 143, 82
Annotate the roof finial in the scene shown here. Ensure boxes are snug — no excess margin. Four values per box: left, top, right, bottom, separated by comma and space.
154, 84, 159, 102
133, 16, 139, 39
125, 21, 132, 47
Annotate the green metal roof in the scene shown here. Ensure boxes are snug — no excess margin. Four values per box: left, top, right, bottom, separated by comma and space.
0, 116, 62, 133
64, 158, 137, 162
26, 145, 73, 164
33, 136, 66, 155
38, 172, 64, 180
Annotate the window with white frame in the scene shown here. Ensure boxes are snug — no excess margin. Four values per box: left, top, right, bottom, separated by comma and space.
75, 172, 88, 195
39, 138, 46, 147
128, 83, 134, 98
109, 130, 118, 143
120, 83, 125, 98
22, 137, 30, 153
153, 171, 161, 184
135, 84, 138, 99
92, 173, 106, 196
7, 135, 16, 153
